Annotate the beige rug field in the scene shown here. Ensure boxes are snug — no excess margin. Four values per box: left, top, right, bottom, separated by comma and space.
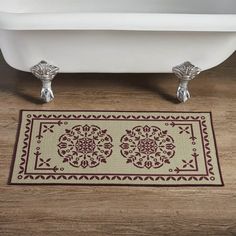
10, 110, 223, 186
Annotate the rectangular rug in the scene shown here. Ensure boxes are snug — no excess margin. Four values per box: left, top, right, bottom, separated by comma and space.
10, 110, 223, 186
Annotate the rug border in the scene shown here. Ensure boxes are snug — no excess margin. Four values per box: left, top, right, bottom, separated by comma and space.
209, 112, 224, 186
8, 110, 23, 185
8, 110, 224, 187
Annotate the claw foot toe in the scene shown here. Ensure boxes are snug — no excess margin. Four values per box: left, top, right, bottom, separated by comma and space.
177, 88, 190, 103
41, 88, 54, 103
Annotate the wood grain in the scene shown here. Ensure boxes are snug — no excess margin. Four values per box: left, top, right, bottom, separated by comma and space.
0, 51, 235, 236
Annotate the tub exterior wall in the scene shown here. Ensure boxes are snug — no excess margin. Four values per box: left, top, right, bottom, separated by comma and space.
0, 30, 235, 73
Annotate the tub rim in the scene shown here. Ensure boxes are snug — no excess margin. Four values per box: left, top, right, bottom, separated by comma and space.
0, 13, 236, 31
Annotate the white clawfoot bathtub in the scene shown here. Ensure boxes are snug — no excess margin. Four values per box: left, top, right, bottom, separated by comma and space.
0, 0, 236, 102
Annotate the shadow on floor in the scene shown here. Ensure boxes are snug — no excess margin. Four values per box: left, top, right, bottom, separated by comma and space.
1, 69, 179, 104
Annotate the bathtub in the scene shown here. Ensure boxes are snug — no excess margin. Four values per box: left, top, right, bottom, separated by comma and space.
0, 0, 236, 102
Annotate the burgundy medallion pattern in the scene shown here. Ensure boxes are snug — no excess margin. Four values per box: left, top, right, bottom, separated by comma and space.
58, 124, 113, 168
10, 111, 223, 186
120, 125, 175, 169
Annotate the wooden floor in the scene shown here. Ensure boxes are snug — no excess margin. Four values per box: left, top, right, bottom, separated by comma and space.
0, 52, 235, 236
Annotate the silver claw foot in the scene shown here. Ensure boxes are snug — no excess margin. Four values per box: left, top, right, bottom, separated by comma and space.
31, 60, 59, 103
172, 61, 201, 103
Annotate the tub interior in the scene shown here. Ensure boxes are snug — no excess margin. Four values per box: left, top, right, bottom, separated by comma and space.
1, 0, 236, 14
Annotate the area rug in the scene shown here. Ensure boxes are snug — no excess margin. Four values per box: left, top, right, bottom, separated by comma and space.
9, 110, 223, 186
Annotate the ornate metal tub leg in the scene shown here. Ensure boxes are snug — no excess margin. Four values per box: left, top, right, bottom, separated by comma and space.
31, 61, 59, 103
172, 61, 201, 103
